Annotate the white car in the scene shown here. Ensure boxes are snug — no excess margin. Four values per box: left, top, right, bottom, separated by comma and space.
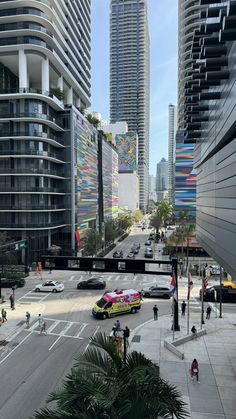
34, 280, 64, 293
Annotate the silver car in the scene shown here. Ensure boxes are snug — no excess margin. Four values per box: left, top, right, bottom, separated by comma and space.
142, 285, 172, 299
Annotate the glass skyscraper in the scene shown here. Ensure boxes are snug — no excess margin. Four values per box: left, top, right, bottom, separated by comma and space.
110, 0, 150, 212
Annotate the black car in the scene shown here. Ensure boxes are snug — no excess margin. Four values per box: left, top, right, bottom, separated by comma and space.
77, 277, 106, 290
200, 285, 236, 303
145, 240, 151, 246
1, 278, 26, 288
113, 251, 122, 258
149, 233, 155, 240
131, 247, 139, 254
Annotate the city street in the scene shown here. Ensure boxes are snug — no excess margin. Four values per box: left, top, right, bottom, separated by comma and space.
0, 229, 231, 419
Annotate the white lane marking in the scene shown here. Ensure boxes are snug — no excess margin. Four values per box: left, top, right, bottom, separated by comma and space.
48, 336, 61, 351
8, 328, 25, 342
106, 275, 113, 281
20, 296, 43, 300
0, 331, 34, 365
28, 321, 40, 332
47, 320, 61, 334
83, 326, 100, 353
75, 323, 87, 337
69, 275, 74, 281
114, 275, 120, 281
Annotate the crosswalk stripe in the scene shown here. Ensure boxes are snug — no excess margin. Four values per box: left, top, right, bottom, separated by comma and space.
114, 275, 120, 281
47, 320, 61, 333
75, 323, 87, 337
60, 322, 74, 335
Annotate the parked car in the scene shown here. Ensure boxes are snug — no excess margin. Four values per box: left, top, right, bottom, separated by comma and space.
131, 246, 139, 254
142, 285, 172, 299
148, 234, 155, 240
223, 281, 236, 289
77, 277, 106, 290
200, 285, 236, 302
127, 252, 135, 259
34, 280, 64, 293
145, 240, 151, 246
1, 278, 26, 288
209, 265, 220, 275
145, 248, 153, 258
133, 242, 141, 249
113, 251, 123, 258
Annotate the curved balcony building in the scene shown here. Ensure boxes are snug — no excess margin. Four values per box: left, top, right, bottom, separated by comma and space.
0, 0, 91, 261
178, 0, 202, 130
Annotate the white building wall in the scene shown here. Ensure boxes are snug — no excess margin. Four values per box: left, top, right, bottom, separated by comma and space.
118, 172, 139, 211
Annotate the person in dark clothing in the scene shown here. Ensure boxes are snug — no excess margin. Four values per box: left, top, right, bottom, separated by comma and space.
153, 305, 158, 320
206, 306, 212, 320
190, 358, 199, 382
124, 326, 130, 347
9, 294, 15, 310
181, 300, 187, 316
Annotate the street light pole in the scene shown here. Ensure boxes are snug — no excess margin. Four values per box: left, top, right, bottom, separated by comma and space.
123, 329, 127, 361
219, 266, 223, 318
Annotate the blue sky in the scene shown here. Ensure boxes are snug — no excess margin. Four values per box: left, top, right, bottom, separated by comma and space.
90, 0, 178, 176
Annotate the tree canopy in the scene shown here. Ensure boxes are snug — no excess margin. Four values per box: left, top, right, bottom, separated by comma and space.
34, 333, 189, 419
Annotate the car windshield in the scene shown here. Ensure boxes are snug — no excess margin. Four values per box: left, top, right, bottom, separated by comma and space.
96, 298, 107, 308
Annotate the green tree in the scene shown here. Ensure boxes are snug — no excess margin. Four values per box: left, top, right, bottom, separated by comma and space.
183, 224, 195, 271
117, 214, 132, 233
34, 333, 189, 419
86, 113, 100, 128
105, 220, 117, 244
169, 232, 182, 255
0, 232, 10, 245
131, 209, 143, 222
149, 210, 161, 236
82, 230, 102, 256
157, 199, 173, 228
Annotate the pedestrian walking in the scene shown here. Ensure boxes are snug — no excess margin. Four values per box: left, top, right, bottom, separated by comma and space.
37, 314, 44, 327
206, 306, 212, 320
124, 325, 130, 347
181, 300, 186, 316
115, 319, 121, 332
40, 321, 47, 335
153, 304, 158, 320
1, 309, 7, 322
25, 311, 30, 327
9, 294, 15, 310
189, 358, 199, 382
191, 325, 197, 338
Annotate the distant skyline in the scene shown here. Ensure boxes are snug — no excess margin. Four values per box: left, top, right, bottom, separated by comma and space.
90, 0, 178, 175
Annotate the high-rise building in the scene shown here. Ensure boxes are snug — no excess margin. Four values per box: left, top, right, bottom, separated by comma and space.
168, 104, 177, 203
149, 175, 157, 202
110, 0, 150, 212
156, 158, 168, 202
178, 0, 202, 130
0, 0, 91, 261
183, 1, 236, 279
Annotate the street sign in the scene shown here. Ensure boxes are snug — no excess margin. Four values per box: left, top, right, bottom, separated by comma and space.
15, 240, 26, 250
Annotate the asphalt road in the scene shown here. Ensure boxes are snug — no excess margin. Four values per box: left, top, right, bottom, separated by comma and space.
0, 227, 233, 419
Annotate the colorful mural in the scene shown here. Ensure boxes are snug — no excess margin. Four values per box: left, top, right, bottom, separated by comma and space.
102, 139, 119, 219
115, 131, 137, 172
175, 132, 196, 217
74, 112, 98, 237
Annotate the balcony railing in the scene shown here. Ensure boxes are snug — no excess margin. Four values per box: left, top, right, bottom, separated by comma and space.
0, 204, 65, 210
0, 167, 65, 176
0, 222, 66, 229
0, 87, 63, 102
0, 130, 63, 144
0, 150, 64, 160
0, 186, 65, 193
0, 112, 63, 128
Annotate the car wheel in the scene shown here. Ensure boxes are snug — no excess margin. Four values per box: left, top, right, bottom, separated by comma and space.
35, 288, 40, 292
163, 294, 170, 299
144, 293, 150, 298
131, 307, 136, 314
102, 312, 108, 320
52, 289, 57, 293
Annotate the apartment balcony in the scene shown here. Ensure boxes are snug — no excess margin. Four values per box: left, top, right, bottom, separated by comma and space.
0, 167, 65, 178
0, 88, 64, 111
0, 204, 65, 211
0, 222, 67, 231
0, 112, 64, 131
0, 186, 65, 194
0, 130, 64, 148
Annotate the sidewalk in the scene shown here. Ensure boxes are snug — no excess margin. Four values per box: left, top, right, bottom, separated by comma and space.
129, 309, 236, 419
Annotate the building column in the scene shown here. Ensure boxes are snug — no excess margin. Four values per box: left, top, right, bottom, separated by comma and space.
41, 58, 49, 94
18, 50, 28, 90
76, 97, 81, 108
66, 87, 73, 105
57, 75, 63, 91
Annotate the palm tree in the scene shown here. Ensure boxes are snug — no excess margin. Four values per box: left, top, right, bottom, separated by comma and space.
157, 200, 173, 231
184, 224, 195, 272
34, 333, 189, 419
